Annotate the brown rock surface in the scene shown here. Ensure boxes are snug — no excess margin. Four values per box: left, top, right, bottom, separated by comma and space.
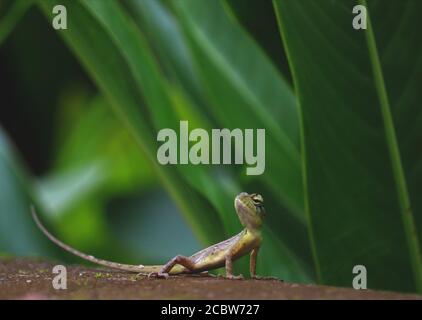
1, 257, 421, 300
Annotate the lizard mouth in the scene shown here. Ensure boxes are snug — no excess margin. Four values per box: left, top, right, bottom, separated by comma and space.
234, 193, 249, 211
234, 197, 243, 209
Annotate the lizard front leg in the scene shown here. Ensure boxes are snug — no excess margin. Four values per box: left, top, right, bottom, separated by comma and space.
225, 252, 244, 280
249, 246, 277, 280
250, 247, 259, 279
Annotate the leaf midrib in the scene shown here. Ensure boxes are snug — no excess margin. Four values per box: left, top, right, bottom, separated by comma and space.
359, 0, 422, 292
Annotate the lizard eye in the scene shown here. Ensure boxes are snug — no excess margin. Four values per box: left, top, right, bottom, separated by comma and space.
252, 200, 262, 207
251, 194, 263, 207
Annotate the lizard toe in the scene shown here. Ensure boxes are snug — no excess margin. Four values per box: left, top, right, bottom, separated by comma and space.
147, 272, 169, 279
157, 272, 170, 279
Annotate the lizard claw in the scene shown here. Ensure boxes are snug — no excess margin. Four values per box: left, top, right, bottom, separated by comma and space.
158, 272, 170, 279
226, 274, 244, 280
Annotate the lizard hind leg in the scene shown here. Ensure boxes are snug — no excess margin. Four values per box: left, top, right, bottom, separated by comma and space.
154, 255, 196, 278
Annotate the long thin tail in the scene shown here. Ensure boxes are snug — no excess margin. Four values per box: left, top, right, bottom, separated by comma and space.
31, 206, 162, 274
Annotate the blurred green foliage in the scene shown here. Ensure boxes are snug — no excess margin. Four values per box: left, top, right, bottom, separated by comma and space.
0, 0, 421, 293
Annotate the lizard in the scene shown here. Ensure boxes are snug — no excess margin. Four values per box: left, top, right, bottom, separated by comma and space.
31, 192, 265, 279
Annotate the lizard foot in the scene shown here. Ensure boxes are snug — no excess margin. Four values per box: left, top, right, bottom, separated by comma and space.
226, 274, 244, 280
147, 272, 169, 279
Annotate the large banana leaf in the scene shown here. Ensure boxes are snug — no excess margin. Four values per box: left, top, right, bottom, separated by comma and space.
274, 0, 422, 292
124, 0, 206, 111
172, 0, 304, 222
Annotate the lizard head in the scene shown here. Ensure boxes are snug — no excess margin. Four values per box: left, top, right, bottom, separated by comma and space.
234, 192, 265, 232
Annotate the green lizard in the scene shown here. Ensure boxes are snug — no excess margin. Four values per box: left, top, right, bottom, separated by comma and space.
32, 192, 264, 279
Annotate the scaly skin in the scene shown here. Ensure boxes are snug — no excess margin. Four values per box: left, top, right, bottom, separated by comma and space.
32, 192, 265, 279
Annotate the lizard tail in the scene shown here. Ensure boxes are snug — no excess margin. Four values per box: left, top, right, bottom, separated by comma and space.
31, 206, 163, 274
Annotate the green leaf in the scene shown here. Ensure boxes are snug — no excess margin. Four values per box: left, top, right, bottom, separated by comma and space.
52, 95, 155, 197
363, 0, 422, 291
124, 0, 206, 111
0, 127, 58, 256
274, 0, 422, 292
360, 0, 422, 292
0, 0, 34, 45
224, 0, 292, 80
172, 0, 304, 222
